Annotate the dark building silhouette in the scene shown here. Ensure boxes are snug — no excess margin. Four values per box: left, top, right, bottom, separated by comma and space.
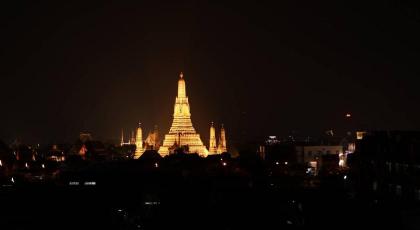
351, 131, 420, 203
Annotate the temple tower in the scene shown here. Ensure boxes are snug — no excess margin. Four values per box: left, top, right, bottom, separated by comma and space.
209, 122, 217, 154
217, 124, 227, 153
120, 129, 124, 146
130, 130, 136, 144
134, 122, 144, 159
158, 72, 208, 157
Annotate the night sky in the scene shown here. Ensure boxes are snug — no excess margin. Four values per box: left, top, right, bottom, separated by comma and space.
1, 1, 420, 144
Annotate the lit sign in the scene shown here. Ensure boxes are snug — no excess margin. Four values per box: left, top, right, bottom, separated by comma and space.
84, 181, 96, 186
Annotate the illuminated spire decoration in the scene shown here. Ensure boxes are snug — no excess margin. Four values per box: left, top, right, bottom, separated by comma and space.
134, 122, 144, 159
178, 72, 186, 98
158, 72, 209, 157
120, 129, 124, 146
209, 122, 217, 154
131, 130, 137, 144
217, 124, 227, 153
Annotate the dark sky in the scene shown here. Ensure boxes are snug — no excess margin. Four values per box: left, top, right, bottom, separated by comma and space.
1, 1, 420, 144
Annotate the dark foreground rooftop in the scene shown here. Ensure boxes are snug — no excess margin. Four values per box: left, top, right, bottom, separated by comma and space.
0, 155, 419, 230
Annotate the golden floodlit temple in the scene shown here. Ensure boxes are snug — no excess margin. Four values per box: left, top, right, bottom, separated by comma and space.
158, 72, 209, 157
122, 72, 227, 158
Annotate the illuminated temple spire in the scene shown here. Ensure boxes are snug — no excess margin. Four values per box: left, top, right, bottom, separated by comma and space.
217, 124, 227, 153
130, 130, 135, 144
134, 122, 144, 159
178, 72, 186, 98
209, 122, 217, 154
120, 129, 124, 146
158, 72, 208, 157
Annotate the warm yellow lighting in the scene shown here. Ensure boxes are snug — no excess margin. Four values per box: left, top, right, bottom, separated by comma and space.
217, 124, 227, 153
134, 122, 145, 159
356, 131, 366, 140
348, 143, 356, 153
145, 125, 160, 150
209, 122, 217, 153
158, 72, 209, 157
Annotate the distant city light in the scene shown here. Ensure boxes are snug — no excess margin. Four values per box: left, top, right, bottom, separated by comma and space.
266, 136, 280, 145
69, 181, 79, 186
25, 162, 28, 169
144, 201, 160, 205
284, 161, 288, 165
356, 131, 367, 140
339, 159, 345, 167
345, 113, 351, 118
11, 177, 15, 183
41, 164, 45, 169
343, 175, 347, 180
275, 161, 279, 165
84, 181, 96, 186
0, 160, 2, 167
222, 162, 227, 166
154, 162, 159, 168
309, 161, 317, 168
